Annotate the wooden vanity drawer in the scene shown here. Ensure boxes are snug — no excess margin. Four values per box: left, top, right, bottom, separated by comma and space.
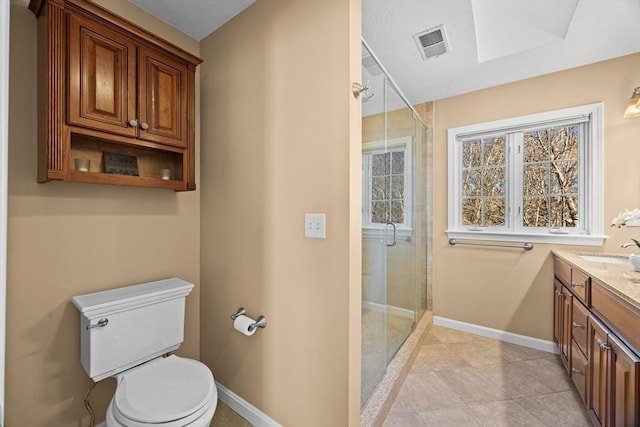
554, 257, 572, 286
570, 269, 590, 305
591, 280, 640, 352
572, 298, 589, 357
571, 340, 589, 404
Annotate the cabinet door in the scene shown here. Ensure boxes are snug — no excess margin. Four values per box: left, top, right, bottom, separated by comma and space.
67, 14, 137, 137
138, 47, 188, 147
608, 334, 639, 427
589, 317, 611, 427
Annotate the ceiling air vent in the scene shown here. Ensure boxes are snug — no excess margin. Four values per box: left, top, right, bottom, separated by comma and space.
414, 25, 449, 60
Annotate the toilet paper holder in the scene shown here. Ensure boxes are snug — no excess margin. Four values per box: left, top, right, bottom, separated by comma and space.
230, 307, 267, 332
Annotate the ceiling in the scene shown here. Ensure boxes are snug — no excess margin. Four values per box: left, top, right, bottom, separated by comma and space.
129, 0, 640, 112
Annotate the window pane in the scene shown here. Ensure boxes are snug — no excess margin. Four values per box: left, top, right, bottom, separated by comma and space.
391, 175, 404, 199
460, 135, 506, 227
390, 200, 404, 223
371, 201, 388, 223
462, 140, 481, 167
372, 153, 389, 176
524, 130, 549, 162
391, 151, 404, 174
523, 197, 549, 227
523, 164, 549, 195
483, 136, 505, 166
485, 198, 505, 226
550, 196, 578, 227
523, 124, 580, 229
483, 167, 505, 196
463, 170, 481, 197
550, 126, 578, 160
462, 198, 482, 225
372, 176, 389, 200
550, 160, 578, 195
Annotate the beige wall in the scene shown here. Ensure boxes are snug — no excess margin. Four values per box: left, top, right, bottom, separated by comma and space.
7, 1, 200, 425
433, 53, 640, 340
198, 0, 361, 425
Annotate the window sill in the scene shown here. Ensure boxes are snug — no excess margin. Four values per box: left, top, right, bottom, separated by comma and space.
446, 230, 607, 246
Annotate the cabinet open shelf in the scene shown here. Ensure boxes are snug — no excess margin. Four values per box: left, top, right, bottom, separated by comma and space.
69, 133, 185, 189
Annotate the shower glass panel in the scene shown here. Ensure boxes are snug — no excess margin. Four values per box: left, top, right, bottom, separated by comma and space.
361, 41, 428, 407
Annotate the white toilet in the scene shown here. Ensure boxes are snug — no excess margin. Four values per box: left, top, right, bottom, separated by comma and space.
72, 278, 217, 426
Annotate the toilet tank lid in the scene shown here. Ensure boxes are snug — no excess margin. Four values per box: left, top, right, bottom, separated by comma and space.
71, 278, 194, 317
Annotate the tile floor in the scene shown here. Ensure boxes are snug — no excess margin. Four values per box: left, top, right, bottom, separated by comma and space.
382, 326, 592, 426
211, 401, 251, 426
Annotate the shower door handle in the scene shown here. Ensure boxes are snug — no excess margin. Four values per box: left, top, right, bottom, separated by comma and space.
386, 222, 397, 247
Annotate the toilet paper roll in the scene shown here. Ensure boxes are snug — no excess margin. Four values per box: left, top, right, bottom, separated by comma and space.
234, 314, 257, 336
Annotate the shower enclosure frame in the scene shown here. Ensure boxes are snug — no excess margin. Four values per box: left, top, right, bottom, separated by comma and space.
360, 38, 429, 408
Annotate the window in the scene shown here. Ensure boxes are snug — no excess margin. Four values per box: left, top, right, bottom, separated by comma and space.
363, 137, 412, 232
448, 103, 605, 245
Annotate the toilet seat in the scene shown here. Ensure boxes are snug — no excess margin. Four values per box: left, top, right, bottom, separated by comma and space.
110, 355, 217, 427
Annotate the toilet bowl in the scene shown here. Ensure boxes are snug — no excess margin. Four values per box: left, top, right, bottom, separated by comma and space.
106, 356, 218, 427
71, 278, 217, 426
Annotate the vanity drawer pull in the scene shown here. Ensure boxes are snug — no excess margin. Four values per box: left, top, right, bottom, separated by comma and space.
571, 367, 584, 375
572, 321, 585, 329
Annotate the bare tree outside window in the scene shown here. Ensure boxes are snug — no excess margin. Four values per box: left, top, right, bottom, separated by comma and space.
370, 150, 405, 224
523, 125, 579, 228
461, 136, 506, 226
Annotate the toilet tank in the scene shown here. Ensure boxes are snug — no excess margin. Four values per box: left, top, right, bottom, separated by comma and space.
71, 278, 194, 381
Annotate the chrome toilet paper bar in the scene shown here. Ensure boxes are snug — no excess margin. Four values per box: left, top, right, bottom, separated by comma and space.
230, 307, 267, 332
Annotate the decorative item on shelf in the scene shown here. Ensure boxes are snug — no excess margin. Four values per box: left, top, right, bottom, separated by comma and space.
611, 209, 640, 271
160, 168, 171, 180
74, 158, 90, 172
103, 152, 139, 176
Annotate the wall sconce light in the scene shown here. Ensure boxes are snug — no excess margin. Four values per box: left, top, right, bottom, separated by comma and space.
623, 87, 640, 118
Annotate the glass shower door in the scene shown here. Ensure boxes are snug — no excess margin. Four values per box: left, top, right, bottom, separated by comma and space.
361, 76, 422, 406
379, 78, 417, 366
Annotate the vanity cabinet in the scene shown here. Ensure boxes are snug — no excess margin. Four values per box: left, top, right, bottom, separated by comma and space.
30, 0, 201, 190
553, 256, 640, 427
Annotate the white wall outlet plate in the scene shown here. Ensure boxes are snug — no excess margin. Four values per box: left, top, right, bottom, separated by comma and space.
305, 213, 326, 239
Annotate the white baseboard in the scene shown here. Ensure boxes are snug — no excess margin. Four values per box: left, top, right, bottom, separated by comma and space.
433, 316, 559, 354
362, 300, 414, 319
216, 382, 283, 427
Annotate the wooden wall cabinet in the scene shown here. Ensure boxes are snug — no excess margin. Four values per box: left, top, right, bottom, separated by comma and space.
30, 0, 202, 191
553, 257, 640, 427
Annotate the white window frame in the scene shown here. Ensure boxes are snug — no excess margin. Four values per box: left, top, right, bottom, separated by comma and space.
447, 103, 605, 246
362, 136, 413, 237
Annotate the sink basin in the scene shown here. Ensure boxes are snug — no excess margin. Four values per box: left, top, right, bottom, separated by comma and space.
578, 255, 630, 265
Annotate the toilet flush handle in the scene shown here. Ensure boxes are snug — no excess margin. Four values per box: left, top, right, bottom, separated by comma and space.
86, 318, 109, 330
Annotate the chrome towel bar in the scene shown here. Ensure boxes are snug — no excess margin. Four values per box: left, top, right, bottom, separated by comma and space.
448, 238, 533, 251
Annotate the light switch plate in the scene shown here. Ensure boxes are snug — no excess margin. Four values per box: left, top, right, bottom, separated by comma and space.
305, 213, 326, 239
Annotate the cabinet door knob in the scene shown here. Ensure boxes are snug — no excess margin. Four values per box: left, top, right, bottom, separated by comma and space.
596, 338, 611, 351
570, 281, 585, 288
128, 119, 138, 127
140, 122, 149, 130
572, 321, 585, 329
571, 367, 584, 375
